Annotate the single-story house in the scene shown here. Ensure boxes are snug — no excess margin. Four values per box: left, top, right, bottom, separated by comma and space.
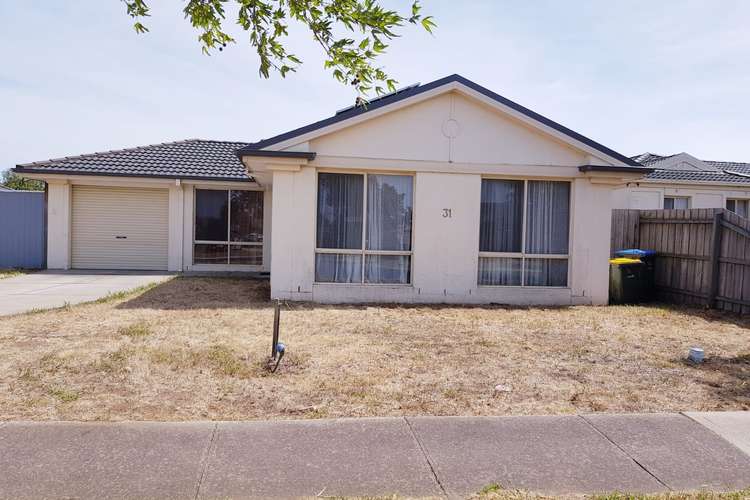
14, 74, 649, 305
614, 152, 750, 215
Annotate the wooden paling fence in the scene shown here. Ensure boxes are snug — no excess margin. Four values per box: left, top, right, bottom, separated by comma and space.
611, 208, 750, 313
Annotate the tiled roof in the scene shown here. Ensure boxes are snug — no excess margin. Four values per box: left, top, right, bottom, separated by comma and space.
14, 139, 253, 182
631, 152, 750, 185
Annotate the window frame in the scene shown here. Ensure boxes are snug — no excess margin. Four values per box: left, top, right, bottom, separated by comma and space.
726, 198, 749, 217
192, 186, 264, 266
663, 196, 690, 210
477, 177, 572, 288
313, 170, 415, 286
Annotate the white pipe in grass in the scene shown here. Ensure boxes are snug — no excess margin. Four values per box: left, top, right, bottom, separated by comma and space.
688, 347, 705, 363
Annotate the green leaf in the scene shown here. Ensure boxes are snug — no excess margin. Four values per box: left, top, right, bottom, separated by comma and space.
117, 0, 436, 98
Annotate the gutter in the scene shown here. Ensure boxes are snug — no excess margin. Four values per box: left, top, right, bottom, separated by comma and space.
578, 165, 654, 174
13, 167, 256, 184
234, 150, 316, 161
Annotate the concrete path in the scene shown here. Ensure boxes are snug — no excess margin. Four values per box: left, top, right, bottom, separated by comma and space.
0, 270, 173, 316
0, 413, 749, 499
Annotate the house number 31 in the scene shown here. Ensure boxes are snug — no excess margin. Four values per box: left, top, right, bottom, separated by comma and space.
442, 208, 452, 218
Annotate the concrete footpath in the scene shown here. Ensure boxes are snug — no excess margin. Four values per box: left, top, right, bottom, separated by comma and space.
0, 412, 749, 499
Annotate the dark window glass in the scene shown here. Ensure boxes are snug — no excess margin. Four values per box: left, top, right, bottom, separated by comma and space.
229, 245, 262, 265
479, 180, 524, 252
524, 259, 568, 287
316, 173, 363, 249
230, 191, 263, 242
195, 189, 228, 241
193, 244, 228, 264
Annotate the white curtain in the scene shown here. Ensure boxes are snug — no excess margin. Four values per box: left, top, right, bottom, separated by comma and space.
525, 258, 568, 287
315, 254, 362, 283
479, 180, 524, 252
366, 175, 413, 251
525, 181, 570, 255
478, 257, 521, 286
316, 173, 363, 249
365, 255, 410, 284
364, 175, 412, 283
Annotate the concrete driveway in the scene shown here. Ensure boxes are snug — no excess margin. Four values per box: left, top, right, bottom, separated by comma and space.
0, 270, 174, 316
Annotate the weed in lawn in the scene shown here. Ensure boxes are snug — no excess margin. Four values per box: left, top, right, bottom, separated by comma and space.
47, 386, 79, 403
93, 347, 134, 374
205, 344, 253, 377
119, 321, 151, 338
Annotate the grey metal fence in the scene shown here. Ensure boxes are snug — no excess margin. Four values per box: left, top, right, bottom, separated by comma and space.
0, 190, 46, 269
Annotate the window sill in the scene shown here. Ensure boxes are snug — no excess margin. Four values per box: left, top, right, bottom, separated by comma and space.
313, 282, 413, 287
477, 285, 571, 289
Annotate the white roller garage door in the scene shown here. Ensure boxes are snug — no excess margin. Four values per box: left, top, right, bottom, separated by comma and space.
71, 186, 169, 270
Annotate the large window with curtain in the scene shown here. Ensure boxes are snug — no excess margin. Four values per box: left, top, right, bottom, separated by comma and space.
315, 172, 413, 284
478, 179, 570, 287
194, 188, 263, 266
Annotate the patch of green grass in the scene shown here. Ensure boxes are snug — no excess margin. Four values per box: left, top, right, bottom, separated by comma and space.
205, 345, 251, 377
47, 386, 79, 403
480, 485, 504, 495
0, 268, 27, 279
118, 321, 151, 338
93, 280, 169, 305
591, 491, 750, 500
473, 487, 750, 500
148, 344, 255, 379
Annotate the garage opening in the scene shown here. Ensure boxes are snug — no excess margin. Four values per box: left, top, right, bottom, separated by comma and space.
71, 186, 169, 270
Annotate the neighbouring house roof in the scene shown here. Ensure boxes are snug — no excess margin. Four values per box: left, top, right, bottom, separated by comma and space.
237, 74, 642, 168
14, 139, 254, 182
632, 152, 750, 185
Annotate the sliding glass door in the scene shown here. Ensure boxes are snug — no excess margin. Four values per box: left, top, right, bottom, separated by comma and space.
194, 188, 263, 266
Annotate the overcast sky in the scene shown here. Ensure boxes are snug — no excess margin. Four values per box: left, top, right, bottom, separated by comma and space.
2, 0, 749, 173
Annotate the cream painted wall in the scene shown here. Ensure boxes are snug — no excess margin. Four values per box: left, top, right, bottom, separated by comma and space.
614, 184, 750, 210
411, 172, 480, 300
269, 168, 316, 299
309, 91, 587, 167
46, 181, 71, 270
569, 179, 613, 304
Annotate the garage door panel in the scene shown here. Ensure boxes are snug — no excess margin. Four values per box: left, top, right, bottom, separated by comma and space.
72, 186, 169, 270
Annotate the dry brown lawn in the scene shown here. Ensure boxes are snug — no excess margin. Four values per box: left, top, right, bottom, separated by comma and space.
1, 277, 748, 421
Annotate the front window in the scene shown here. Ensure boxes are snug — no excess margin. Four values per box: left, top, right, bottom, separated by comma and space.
194, 189, 263, 265
727, 199, 749, 218
664, 196, 689, 209
315, 172, 413, 284
478, 179, 570, 287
